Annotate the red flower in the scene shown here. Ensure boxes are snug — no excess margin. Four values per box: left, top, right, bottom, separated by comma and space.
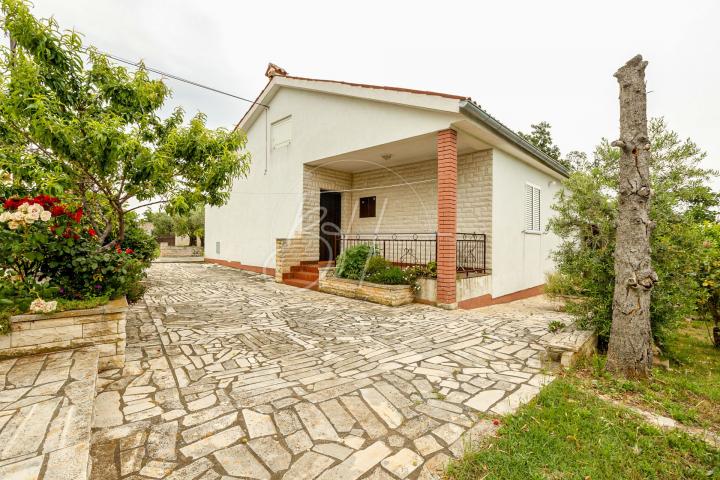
492, 419, 500, 426
125, 248, 134, 254
70, 207, 83, 223
50, 205, 66, 217
88, 228, 97, 237
62, 231, 71, 239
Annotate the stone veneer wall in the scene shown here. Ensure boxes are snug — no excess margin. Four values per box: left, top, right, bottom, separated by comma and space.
275, 237, 313, 281
287, 150, 492, 272
301, 165, 353, 262
319, 275, 415, 307
0, 297, 127, 370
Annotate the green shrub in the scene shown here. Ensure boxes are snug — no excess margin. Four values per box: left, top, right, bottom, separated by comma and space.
335, 244, 377, 279
365, 255, 391, 276
367, 266, 408, 285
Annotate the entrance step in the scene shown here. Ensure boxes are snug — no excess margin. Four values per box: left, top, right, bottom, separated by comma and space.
0, 348, 99, 480
283, 277, 319, 290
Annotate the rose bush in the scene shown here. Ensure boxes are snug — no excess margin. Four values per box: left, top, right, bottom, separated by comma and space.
0, 194, 154, 329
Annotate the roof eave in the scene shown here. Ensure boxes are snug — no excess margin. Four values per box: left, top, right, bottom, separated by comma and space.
459, 100, 570, 178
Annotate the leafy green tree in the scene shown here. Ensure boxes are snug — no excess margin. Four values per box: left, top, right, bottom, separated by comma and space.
519, 121, 562, 161
143, 210, 174, 236
548, 118, 718, 350
698, 222, 720, 347
0, 0, 250, 246
172, 206, 204, 246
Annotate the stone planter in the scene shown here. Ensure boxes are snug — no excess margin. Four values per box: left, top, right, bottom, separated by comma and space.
319, 275, 415, 306
0, 297, 127, 370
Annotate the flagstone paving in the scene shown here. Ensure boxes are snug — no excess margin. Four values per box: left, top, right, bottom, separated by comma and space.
84, 262, 571, 479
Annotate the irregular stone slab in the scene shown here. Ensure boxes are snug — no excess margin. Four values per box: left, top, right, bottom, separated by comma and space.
432, 422, 466, 445
213, 444, 270, 479
120, 445, 145, 476
313, 442, 353, 460
273, 409, 302, 436
319, 399, 356, 433
340, 395, 387, 439
316, 441, 392, 480
248, 437, 291, 472
139, 460, 176, 478
381, 447, 424, 478
187, 393, 217, 411
147, 420, 178, 461
285, 429, 314, 455
0, 454, 43, 479
414, 434, 443, 456
294, 402, 339, 441
179, 425, 244, 459
93, 391, 123, 428
165, 457, 213, 480
0, 397, 62, 459
464, 389, 505, 412
491, 384, 541, 415
360, 388, 403, 429
281, 451, 334, 480
243, 409, 276, 438
181, 412, 237, 444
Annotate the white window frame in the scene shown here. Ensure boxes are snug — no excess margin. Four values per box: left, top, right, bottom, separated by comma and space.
524, 182, 542, 234
271, 115, 292, 149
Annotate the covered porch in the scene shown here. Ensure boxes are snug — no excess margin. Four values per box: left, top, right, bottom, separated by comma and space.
278, 127, 494, 308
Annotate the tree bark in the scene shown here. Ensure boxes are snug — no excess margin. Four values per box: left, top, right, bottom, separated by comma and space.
606, 55, 658, 378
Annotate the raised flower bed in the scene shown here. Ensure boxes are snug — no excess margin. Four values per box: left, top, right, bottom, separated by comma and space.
0, 297, 128, 370
319, 274, 415, 307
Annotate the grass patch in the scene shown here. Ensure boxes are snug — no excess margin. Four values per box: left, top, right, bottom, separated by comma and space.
446, 379, 719, 480
54, 295, 110, 312
577, 320, 720, 432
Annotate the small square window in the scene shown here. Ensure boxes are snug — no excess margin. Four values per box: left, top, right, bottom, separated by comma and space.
359, 196, 376, 218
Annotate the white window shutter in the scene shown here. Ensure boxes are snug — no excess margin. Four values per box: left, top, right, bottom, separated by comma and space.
525, 184, 541, 232
525, 185, 534, 231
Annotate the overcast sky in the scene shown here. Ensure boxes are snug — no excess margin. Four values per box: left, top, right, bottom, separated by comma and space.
25, 0, 720, 190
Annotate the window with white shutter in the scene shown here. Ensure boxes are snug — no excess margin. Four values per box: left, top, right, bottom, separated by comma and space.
271, 116, 292, 149
524, 183, 541, 233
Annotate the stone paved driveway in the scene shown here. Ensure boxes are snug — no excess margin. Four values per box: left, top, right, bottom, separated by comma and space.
90, 263, 568, 480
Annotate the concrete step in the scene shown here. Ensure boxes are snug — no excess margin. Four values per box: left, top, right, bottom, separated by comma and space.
283, 277, 319, 290
288, 271, 319, 282
0, 348, 99, 480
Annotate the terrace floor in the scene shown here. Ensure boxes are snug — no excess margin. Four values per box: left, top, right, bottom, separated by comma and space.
1, 262, 573, 479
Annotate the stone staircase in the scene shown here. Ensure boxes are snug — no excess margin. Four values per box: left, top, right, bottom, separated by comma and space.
281, 261, 334, 290
0, 349, 99, 479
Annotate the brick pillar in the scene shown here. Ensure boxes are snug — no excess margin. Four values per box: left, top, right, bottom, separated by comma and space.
436, 129, 457, 308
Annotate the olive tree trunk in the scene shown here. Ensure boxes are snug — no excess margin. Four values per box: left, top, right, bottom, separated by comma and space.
606, 55, 658, 378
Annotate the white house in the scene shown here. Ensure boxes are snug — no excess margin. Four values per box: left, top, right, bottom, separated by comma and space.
205, 63, 568, 309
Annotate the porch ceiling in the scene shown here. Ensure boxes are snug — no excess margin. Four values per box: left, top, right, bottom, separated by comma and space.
306, 131, 491, 173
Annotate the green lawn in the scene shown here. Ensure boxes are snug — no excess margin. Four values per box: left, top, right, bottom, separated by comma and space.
578, 320, 720, 432
447, 380, 719, 480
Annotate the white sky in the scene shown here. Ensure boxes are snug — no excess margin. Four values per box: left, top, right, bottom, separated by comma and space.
25, 0, 720, 190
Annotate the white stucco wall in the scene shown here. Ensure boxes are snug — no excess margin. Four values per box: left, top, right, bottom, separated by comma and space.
205, 86, 458, 268
490, 149, 562, 297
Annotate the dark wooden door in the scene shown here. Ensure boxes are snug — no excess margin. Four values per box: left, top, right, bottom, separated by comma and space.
319, 191, 341, 261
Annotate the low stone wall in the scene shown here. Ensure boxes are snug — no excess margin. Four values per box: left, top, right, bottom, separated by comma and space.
0, 297, 127, 370
160, 245, 202, 257
416, 275, 492, 305
275, 237, 313, 282
319, 275, 415, 306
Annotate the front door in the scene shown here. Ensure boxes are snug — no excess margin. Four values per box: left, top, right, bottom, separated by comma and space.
319, 190, 341, 261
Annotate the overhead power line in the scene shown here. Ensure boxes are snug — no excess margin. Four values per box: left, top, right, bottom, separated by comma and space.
101, 51, 269, 108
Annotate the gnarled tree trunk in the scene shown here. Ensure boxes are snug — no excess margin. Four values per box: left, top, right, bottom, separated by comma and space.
606, 55, 658, 378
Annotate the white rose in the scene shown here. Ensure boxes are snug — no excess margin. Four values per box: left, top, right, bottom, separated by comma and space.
18, 203, 30, 213
8, 220, 19, 230
0, 212, 10, 222
28, 204, 43, 215
40, 210, 52, 221
43, 301, 58, 313
29, 298, 46, 313
0, 171, 12, 186
12, 211, 24, 221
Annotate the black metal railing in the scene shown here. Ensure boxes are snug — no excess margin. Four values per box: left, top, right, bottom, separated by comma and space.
339, 232, 487, 274
456, 233, 487, 276
340, 233, 437, 267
